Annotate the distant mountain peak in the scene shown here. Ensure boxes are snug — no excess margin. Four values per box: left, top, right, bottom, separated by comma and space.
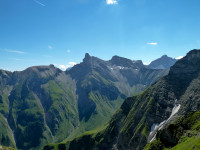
148, 55, 177, 69
49, 64, 55, 67
24, 65, 56, 71
110, 55, 130, 62
161, 54, 168, 58
109, 55, 144, 68
83, 53, 92, 64
111, 55, 124, 59
85, 53, 90, 58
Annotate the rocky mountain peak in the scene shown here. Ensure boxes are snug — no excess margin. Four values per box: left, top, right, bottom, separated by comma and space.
148, 54, 177, 69
109, 55, 144, 68
132, 60, 144, 68
85, 53, 91, 58
23, 65, 58, 73
185, 49, 200, 60
83, 53, 91, 62
169, 49, 200, 77
110, 55, 132, 66
165, 49, 200, 98
12, 65, 61, 83
161, 54, 168, 58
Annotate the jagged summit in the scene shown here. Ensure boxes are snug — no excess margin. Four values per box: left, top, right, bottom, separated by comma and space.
82, 53, 92, 65
82, 53, 104, 66
85, 53, 90, 58
84, 53, 91, 61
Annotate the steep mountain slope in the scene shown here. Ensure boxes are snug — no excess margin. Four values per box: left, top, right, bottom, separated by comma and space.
0, 54, 168, 150
148, 55, 177, 69
58, 49, 200, 150
65, 54, 126, 139
0, 70, 15, 148
65, 54, 168, 139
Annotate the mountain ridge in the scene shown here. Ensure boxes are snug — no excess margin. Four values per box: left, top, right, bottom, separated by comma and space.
1, 53, 176, 72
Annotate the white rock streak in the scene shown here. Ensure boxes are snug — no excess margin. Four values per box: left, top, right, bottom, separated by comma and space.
149, 103, 181, 142
168, 104, 181, 121
158, 120, 166, 131
150, 133, 157, 142
150, 123, 159, 135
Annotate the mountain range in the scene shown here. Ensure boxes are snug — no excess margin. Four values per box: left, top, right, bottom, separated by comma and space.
0, 54, 176, 150
47, 49, 200, 150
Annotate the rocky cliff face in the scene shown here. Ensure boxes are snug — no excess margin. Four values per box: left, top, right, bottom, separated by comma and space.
61, 49, 200, 150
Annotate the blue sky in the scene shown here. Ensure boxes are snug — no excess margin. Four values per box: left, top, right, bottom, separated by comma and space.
1, 0, 200, 71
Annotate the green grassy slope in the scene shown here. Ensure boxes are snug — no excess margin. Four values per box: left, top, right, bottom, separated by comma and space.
0, 70, 16, 148
64, 69, 125, 141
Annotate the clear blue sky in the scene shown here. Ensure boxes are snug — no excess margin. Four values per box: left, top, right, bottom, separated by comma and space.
1, 0, 200, 71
